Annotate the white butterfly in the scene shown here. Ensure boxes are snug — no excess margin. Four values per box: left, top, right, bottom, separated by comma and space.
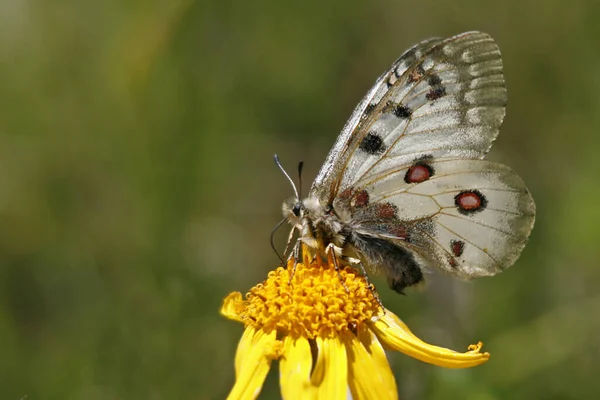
280, 31, 535, 293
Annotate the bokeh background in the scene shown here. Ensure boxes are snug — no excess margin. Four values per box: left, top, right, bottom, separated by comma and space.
1, 0, 599, 399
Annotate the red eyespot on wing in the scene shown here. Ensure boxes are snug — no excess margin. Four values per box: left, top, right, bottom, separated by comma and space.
426, 86, 446, 101
376, 202, 398, 219
450, 239, 465, 257
454, 190, 487, 214
407, 63, 425, 83
339, 188, 354, 200
448, 257, 458, 269
351, 190, 370, 207
404, 163, 433, 183
389, 225, 409, 241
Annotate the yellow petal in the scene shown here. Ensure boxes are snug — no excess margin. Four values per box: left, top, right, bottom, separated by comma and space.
313, 336, 348, 400
345, 326, 398, 400
235, 326, 257, 377
279, 336, 317, 399
369, 312, 490, 368
221, 292, 245, 323
227, 329, 278, 400
311, 337, 325, 386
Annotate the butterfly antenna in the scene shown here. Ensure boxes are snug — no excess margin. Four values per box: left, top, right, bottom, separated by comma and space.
297, 161, 304, 199
269, 216, 287, 263
274, 154, 299, 199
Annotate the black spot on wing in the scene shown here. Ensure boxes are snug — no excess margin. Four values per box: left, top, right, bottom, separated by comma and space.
364, 103, 376, 115
359, 132, 386, 155
427, 74, 442, 87
426, 86, 446, 101
393, 104, 412, 118
425, 73, 446, 101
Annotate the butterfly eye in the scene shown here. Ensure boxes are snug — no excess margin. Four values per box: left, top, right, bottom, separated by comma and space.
322, 204, 334, 216
292, 203, 302, 217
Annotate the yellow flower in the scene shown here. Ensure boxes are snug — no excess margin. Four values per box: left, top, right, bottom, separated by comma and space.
221, 248, 490, 400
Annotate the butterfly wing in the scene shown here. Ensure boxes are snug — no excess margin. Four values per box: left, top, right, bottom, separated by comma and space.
311, 31, 506, 202
341, 159, 534, 283
309, 31, 534, 290
311, 35, 444, 198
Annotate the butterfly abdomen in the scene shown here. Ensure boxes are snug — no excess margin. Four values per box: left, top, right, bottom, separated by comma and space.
329, 188, 427, 293
300, 198, 425, 294
348, 232, 423, 294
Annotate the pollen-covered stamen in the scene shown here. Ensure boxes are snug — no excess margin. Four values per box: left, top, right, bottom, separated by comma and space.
228, 252, 382, 339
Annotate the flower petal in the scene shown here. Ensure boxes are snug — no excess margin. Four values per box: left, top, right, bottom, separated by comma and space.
369, 311, 490, 368
221, 292, 245, 323
279, 336, 317, 399
235, 326, 257, 377
227, 328, 279, 400
345, 326, 399, 400
313, 336, 348, 400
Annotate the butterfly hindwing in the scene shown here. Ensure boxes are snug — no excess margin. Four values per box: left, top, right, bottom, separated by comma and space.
334, 159, 534, 290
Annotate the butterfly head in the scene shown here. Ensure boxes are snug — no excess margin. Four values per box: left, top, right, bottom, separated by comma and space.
282, 195, 333, 252
282, 196, 304, 226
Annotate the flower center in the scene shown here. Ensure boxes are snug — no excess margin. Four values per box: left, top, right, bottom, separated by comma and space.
239, 253, 382, 339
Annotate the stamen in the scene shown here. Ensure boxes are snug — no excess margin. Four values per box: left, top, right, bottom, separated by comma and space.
228, 249, 383, 339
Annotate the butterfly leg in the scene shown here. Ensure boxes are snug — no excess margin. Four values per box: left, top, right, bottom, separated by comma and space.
326, 243, 351, 293
287, 238, 302, 286
355, 261, 384, 312
281, 226, 297, 265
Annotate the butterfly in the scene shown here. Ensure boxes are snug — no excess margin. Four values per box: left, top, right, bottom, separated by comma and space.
279, 31, 535, 294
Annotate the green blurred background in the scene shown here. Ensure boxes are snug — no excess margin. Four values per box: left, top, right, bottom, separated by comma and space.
1, 0, 599, 398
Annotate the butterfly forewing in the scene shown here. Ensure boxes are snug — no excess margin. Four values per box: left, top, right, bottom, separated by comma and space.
311, 36, 444, 199
311, 32, 507, 203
